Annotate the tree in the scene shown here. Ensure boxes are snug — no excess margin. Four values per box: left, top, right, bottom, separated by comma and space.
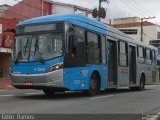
92, 0, 109, 21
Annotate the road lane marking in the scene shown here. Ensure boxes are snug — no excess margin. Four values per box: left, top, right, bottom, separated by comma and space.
90, 95, 114, 100
26, 92, 44, 95
0, 95, 13, 97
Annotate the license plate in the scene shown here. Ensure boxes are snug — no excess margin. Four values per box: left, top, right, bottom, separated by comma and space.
24, 82, 33, 86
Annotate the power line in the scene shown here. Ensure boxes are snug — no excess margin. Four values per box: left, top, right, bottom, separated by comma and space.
3, 8, 30, 19
133, 0, 154, 16
120, 0, 145, 17
125, 0, 149, 17
143, 32, 155, 40
14, 0, 47, 13
0, 11, 22, 20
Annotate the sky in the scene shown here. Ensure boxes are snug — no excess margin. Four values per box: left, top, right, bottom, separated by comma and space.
0, 0, 160, 25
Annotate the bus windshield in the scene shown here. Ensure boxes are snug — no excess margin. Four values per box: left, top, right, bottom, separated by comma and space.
13, 33, 63, 62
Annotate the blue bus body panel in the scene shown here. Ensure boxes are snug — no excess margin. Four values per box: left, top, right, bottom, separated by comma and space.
63, 64, 108, 90
11, 57, 64, 74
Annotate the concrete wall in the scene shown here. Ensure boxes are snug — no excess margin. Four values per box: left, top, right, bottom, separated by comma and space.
113, 17, 140, 24
118, 25, 157, 44
52, 4, 74, 14
52, 3, 92, 17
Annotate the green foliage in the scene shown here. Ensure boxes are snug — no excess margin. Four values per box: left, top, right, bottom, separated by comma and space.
92, 0, 109, 19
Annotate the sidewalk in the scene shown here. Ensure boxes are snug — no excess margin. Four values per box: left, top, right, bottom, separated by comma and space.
0, 78, 14, 90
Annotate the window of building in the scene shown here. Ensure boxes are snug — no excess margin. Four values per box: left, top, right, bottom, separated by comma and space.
119, 29, 137, 35
44, 9, 49, 16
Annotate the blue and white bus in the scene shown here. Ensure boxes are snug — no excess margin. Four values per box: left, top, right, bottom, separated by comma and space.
10, 14, 157, 96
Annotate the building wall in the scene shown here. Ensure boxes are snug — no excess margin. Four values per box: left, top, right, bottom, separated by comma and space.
118, 25, 156, 44
0, 53, 10, 78
0, 18, 17, 48
3, 0, 43, 20
43, 1, 52, 15
0, 5, 11, 17
113, 17, 140, 24
52, 4, 74, 14
52, 3, 92, 16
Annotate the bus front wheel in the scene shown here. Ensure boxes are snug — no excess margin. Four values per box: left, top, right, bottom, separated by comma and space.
87, 73, 99, 96
43, 88, 55, 96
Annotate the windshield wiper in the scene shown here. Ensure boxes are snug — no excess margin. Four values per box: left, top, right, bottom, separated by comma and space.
15, 51, 22, 64
24, 38, 29, 54
34, 36, 39, 54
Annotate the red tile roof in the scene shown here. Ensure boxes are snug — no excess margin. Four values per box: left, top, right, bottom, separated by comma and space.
112, 21, 155, 28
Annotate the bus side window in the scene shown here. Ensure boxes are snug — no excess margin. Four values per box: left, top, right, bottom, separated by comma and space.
152, 50, 155, 62
101, 36, 106, 64
137, 46, 145, 63
68, 26, 86, 67
118, 41, 128, 67
87, 32, 100, 64
146, 49, 152, 64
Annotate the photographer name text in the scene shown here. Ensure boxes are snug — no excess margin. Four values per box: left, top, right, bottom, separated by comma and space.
2, 114, 35, 120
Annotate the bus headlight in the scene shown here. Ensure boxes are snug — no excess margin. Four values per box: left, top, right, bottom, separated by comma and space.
48, 62, 63, 72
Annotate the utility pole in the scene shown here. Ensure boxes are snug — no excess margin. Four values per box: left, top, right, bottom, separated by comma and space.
140, 16, 155, 42
98, 0, 101, 21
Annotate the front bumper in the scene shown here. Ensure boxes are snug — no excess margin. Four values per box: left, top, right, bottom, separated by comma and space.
10, 69, 64, 90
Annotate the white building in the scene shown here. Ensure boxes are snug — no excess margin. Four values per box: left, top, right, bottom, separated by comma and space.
0, 4, 10, 17
52, 1, 92, 17
112, 17, 160, 45
48, 1, 108, 23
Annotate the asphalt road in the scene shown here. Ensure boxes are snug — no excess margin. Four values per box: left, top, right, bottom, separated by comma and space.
0, 85, 160, 120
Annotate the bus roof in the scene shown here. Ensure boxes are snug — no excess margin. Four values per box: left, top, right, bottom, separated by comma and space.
17, 14, 156, 50
17, 14, 107, 34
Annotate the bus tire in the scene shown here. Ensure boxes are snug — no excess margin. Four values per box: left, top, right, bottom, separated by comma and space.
43, 88, 55, 96
87, 73, 99, 96
138, 75, 145, 90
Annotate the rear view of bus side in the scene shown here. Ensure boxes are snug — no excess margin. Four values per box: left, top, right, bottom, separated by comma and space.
10, 14, 157, 96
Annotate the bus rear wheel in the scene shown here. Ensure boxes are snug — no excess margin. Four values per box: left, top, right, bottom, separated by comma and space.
130, 75, 145, 91
87, 73, 99, 96
43, 88, 55, 96
139, 75, 145, 90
